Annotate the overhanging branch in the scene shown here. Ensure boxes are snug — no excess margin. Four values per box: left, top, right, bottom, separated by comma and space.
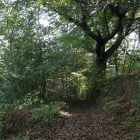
51, 6, 101, 42
105, 27, 124, 60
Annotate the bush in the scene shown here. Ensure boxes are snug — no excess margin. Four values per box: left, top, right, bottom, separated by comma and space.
1, 100, 69, 138
1, 108, 28, 138
14, 92, 44, 110
27, 103, 60, 125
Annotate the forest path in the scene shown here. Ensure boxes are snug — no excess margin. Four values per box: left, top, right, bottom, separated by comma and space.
7, 104, 135, 140
39, 104, 133, 140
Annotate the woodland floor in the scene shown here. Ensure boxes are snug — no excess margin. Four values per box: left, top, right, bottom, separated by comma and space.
7, 103, 136, 140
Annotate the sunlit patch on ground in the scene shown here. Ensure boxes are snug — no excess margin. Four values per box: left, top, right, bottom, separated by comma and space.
61, 111, 81, 117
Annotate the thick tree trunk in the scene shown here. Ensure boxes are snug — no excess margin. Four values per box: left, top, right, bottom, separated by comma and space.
90, 43, 107, 101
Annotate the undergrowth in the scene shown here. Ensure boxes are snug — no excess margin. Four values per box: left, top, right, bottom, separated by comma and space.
0, 92, 69, 139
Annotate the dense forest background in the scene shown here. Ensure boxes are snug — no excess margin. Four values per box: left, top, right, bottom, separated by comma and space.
1, 0, 140, 139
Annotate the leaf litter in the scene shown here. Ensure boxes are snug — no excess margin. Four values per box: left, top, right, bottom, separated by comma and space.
6, 104, 135, 140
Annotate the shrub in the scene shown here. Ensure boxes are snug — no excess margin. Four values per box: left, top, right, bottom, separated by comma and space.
2, 109, 28, 136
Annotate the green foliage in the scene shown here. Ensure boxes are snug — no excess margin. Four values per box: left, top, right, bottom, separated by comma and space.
27, 103, 60, 124
134, 95, 140, 105
11, 135, 29, 140
1, 108, 28, 137
103, 96, 124, 116
1, 0, 140, 139
14, 92, 44, 110
1, 102, 61, 138
1, 0, 140, 105
132, 133, 140, 139
70, 70, 89, 100
0, 91, 14, 136
0, 92, 7, 105
0, 1, 88, 102
84, 64, 107, 101
0, 119, 4, 136
121, 122, 133, 131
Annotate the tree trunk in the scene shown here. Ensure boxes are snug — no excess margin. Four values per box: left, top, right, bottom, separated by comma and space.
90, 43, 107, 101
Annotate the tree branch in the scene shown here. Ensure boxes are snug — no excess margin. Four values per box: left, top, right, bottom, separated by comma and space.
64, 13, 102, 42
50, 6, 101, 42
104, 18, 122, 43
105, 27, 124, 60
104, 9, 110, 35
103, 3, 127, 43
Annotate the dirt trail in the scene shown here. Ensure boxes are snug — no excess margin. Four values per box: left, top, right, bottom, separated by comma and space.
6, 104, 134, 140
43, 105, 133, 140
